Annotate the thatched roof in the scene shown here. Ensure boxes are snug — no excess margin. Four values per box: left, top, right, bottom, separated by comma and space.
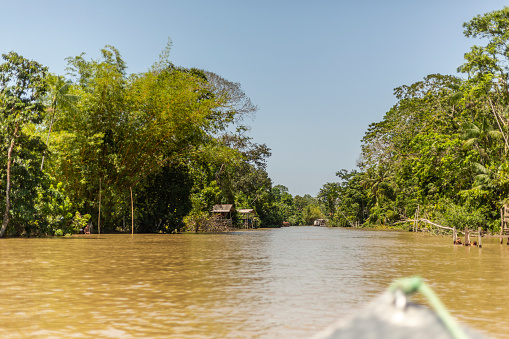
212, 204, 234, 213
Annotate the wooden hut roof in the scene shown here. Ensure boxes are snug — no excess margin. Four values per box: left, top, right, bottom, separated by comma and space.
238, 209, 254, 214
212, 204, 234, 213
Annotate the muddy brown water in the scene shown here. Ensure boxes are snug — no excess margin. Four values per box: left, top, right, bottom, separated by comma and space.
1, 226, 508, 338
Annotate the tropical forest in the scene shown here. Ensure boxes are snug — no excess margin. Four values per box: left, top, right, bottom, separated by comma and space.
3, 7, 509, 237
318, 7, 509, 232
0, 39, 329, 237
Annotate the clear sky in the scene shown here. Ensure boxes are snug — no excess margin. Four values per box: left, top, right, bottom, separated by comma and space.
1, 0, 508, 196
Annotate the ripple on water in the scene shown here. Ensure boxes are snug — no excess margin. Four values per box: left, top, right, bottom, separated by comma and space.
1, 229, 509, 338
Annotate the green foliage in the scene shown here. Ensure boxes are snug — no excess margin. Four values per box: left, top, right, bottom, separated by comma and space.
135, 163, 193, 233
326, 170, 367, 227
289, 194, 319, 226
0, 43, 295, 236
318, 182, 341, 219
191, 180, 222, 213
35, 181, 73, 233
8, 7, 509, 236
39, 73, 79, 171
44, 45, 262, 232
51, 208, 90, 237
323, 7, 509, 230
434, 199, 487, 231
0, 51, 48, 237
271, 185, 294, 223
70, 212, 91, 234
183, 211, 210, 233
302, 204, 323, 225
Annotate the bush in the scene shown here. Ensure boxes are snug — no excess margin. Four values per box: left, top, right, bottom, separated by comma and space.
435, 200, 486, 231
70, 212, 91, 234
183, 211, 209, 232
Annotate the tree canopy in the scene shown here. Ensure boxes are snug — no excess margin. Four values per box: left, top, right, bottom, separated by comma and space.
319, 6, 509, 232
0, 42, 309, 237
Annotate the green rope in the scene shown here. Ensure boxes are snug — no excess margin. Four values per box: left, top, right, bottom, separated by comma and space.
389, 276, 469, 339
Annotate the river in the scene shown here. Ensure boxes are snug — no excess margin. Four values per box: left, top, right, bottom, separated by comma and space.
1, 226, 508, 338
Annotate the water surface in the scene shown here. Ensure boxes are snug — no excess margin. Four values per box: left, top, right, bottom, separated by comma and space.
1, 227, 508, 338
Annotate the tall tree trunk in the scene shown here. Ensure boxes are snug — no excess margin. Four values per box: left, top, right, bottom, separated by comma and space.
40, 107, 56, 171
487, 96, 509, 155
98, 178, 101, 235
130, 186, 134, 235
0, 123, 19, 238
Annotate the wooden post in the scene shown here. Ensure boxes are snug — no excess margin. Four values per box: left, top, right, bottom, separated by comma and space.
413, 206, 419, 232
98, 178, 101, 235
505, 205, 509, 245
453, 227, 457, 244
415, 205, 420, 232
130, 186, 134, 235
501, 208, 504, 244
464, 227, 470, 246
478, 227, 482, 248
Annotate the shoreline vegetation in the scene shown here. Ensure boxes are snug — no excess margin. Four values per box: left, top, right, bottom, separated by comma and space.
316, 6, 509, 235
3, 7, 509, 237
0, 41, 328, 237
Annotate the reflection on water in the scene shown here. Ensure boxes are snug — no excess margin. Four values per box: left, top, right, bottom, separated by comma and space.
1, 227, 508, 338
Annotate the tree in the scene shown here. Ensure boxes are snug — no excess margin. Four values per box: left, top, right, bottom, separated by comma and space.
289, 194, 319, 225
318, 182, 341, 219
49, 45, 261, 231
302, 204, 323, 225
335, 170, 368, 226
135, 163, 193, 233
459, 7, 509, 154
462, 118, 502, 164
203, 71, 258, 127
0, 52, 47, 237
271, 185, 294, 223
40, 74, 78, 170
310, 7, 509, 231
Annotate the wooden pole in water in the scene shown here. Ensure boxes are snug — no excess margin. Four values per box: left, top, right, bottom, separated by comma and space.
453, 227, 457, 244
501, 208, 504, 245
415, 205, 419, 232
478, 227, 482, 248
464, 227, 470, 246
413, 206, 419, 232
98, 178, 101, 235
130, 186, 134, 235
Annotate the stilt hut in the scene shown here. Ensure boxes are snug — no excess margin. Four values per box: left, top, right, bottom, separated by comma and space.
238, 208, 255, 229
210, 204, 235, 230
212, 204, 234, 220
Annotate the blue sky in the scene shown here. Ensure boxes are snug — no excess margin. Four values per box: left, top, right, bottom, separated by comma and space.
1, 0, 508, 196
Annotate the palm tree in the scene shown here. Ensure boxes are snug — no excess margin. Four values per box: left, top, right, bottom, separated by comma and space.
462, 118, 503, 164
471, 162, 498, 192
40, 74, 78, 170
361, 166, 394, 207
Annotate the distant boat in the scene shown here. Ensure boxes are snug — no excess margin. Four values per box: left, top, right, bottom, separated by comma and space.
314, 219, 326, 227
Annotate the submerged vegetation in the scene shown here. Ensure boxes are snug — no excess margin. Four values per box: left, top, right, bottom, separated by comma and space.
319, 7, 509, 232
